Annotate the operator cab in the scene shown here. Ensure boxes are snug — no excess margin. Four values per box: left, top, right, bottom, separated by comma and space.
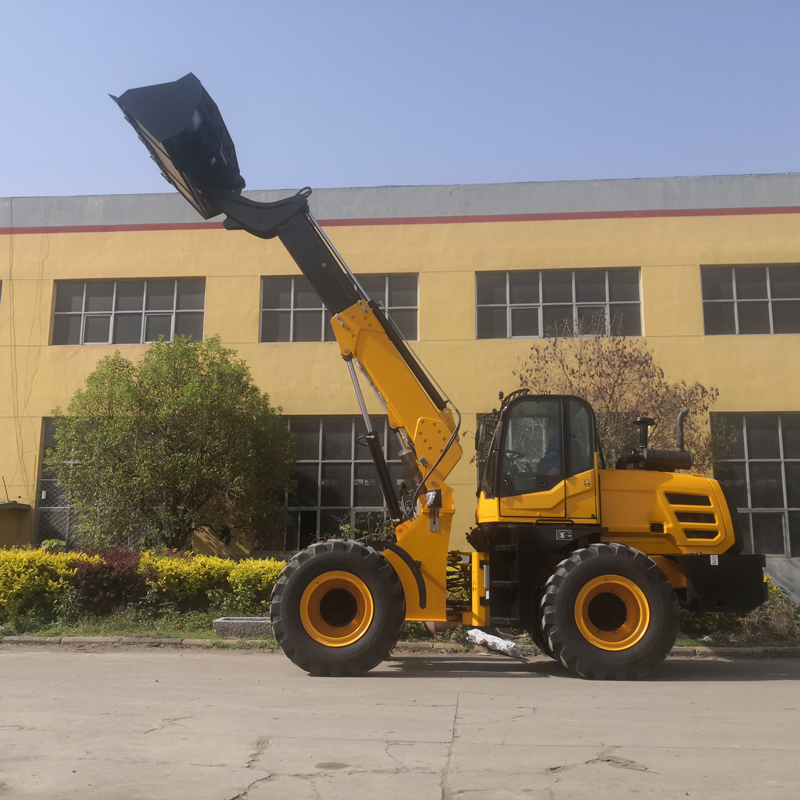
477, 392, 600, 523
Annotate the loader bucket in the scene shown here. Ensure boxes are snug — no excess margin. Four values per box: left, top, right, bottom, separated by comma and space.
111, 73, 245, 219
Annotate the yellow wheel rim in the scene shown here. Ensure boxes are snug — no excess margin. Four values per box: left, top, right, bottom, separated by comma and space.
300, 571, 374, 647
574, 574, 650, 652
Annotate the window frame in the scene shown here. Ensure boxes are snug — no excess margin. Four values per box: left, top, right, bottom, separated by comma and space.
475, 268, 642, 339
51, 278, 205, 346
260, 274, 419, 343
284, 415, 405, 550
701, 264, 800, 335
712, 411, 800, 556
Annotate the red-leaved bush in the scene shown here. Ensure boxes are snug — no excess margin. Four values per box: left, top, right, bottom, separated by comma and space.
72, 549, 152, 615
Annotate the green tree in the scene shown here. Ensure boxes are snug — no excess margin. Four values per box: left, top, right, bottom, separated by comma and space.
46, 336, 295, 551
514, 327, 731, 472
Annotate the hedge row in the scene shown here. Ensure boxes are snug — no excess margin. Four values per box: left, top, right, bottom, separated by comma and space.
0, 548, 285, 623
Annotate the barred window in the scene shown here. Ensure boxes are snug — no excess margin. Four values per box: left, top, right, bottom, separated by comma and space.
52, 278, 205, 345
260, 274, 418, 342
712, 412, 800, 556
285, 415, 405, 550
701, 265, 800, 335
476, 268, 641, 339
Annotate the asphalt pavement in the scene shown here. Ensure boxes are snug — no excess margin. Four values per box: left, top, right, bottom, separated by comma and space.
1, 644, 799, 799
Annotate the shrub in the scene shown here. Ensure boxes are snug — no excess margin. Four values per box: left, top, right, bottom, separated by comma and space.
0, 549, 94, 624
228, 558, 285, 614
72, 548, 151, 616
138, 552, 236, 611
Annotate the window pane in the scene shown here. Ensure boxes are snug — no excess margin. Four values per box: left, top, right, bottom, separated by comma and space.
290, 464, 319, 506
737, 302, 771, 334
771, 300, 800, 333
85, 281, 114, 312
321, 463, 351, 506
176, 278, 205, 310
297, 509, 318, 549
52, 314, 81, 345
735, 266, 768, 300
785, 462, 800, 508
477, 306, 507, 339
714, 461, 748, 507
770, 265, 800, 299
294, 277, 322, 309
575, 270, 606, 303
476, 272, 506, 305
703, 302, 736, 335
146, 279, 175, 311
782, 414, 800, 459
144, 314, 172, 341
322, 417, 351, 460
388, 308, 417, 340
115, 280, 145, 311
261, 310, 291, 342
318, 310, 331, 343
293, 310, 323, 341
291, 418, 320, 461
354, 463, 383, 506
262, 277, 292, 309
739, 512, 753, 554
320, 509, 346, 538
747, 414, 780, 459
387, 274, 417, 307
55, 281, 84, 313
113, 313, 143, 344
359, 275, 386, 305
509, 271, 539, 305
752, 513, 785, 554
542, 271, 572, 303
174, 312, 204, 340
510, 307, 539, 337
712, 413, 745, 459
608, 268, 640, 302
749, 463, 784, 508
701, 267, 733, 301
577, 306, 607, 335
542, 305, 573, 335
609, 304, 641, 336
789, 511, 800, 557
83, 315, 110, 343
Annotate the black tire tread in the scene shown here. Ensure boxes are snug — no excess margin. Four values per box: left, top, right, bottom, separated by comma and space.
270, 539, 405, 677
540, 543, 678, 680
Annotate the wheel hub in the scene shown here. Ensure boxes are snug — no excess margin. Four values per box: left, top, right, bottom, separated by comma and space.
300, 570, 375, 648
574, 574, 650, 652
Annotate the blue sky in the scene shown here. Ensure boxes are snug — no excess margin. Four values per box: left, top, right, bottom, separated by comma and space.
3, 1, 800, 197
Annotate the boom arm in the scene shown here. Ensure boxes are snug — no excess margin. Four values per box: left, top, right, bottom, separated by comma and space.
113, 73, 464, 620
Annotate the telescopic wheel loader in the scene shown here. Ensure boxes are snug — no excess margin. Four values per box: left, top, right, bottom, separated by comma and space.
113, 74, 767, 679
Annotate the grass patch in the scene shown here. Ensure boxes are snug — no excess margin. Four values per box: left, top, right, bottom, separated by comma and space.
4, 607, 218, 640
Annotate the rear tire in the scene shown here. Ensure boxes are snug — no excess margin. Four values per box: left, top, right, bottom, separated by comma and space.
541, 543, 678, 680
270, 539, 405, 677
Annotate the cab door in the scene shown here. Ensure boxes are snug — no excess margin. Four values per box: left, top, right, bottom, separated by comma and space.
564, 398, 599, 522
498, 397, 566, 519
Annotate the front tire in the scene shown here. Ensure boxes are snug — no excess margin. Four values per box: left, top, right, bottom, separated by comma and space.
270, 539, 405, 677
541, 543, 678, 680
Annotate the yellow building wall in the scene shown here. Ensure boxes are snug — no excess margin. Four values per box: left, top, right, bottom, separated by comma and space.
2, 209, 800, 548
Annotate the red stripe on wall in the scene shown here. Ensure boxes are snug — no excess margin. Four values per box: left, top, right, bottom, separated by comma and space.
2, 204, 800, 235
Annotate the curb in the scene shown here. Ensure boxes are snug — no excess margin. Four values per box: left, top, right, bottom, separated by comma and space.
2, 633, 800, 658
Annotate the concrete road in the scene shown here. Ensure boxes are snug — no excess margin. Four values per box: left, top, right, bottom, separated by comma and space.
1, 645, 799, 799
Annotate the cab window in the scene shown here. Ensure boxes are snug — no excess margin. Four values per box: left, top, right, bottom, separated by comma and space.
567, 399, 594, 475
500, 399, 563, 496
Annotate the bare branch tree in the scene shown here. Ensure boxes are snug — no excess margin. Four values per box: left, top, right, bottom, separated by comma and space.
514, 323, 731, 472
